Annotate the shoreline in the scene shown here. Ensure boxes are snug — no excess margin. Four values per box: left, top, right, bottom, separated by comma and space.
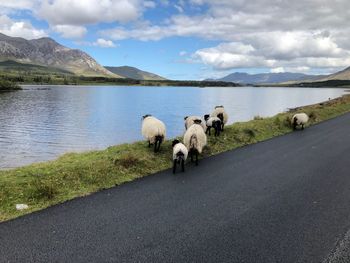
0, 94, 350, 222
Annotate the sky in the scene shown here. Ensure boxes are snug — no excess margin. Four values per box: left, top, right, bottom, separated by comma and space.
0, 0, 350, 80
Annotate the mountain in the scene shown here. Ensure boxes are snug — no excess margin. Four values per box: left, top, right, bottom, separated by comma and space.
209, 72, 322, 84
0, 33, 119, 77
0, 60, 74, 74
315, 66, 350, 81
105, 66, 166, 80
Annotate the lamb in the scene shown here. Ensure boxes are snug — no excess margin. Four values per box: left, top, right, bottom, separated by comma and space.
172, 139, 188, 174
210, 105, 228, 131
141, 114, 166, 152
291, 113, 309, 130
183, 119, 207, 165
204, 114, 221, 136
184, 116, 207, 132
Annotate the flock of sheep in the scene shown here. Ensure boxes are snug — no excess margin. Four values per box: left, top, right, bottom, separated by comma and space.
141, 106, 309, 174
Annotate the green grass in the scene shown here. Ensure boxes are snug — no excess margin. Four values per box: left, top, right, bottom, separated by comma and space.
1, 95, 350, 222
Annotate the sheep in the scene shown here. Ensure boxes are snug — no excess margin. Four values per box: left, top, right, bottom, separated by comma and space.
204, 114, 222, 136
172, 139, 188, 174
291, 113, 309, 130
183, 119, 207, 166
210, 105, 228, 131
184, 116, 207, 132
141, 114, 166, 152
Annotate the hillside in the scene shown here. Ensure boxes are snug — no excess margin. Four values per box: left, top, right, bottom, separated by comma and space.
105, 66, 166, 80
0, 33, 120, 77
316, 66, 350, 81
208, 72, 322, 84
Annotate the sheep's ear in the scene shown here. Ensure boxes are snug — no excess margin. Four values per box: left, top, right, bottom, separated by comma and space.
184, 116, 188, 120
142, 114, 151, 119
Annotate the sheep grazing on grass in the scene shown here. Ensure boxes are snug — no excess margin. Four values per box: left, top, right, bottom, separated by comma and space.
184, 116, 207, 132
141, 114, 166, 152
211, 105, 228, 131
291, 113, 309, 130
204, 114, 221, 136
172, 139, 188, 174
183, 120, 207, 166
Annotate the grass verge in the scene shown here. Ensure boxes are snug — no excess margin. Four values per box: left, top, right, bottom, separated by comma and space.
1, 95, 350, 222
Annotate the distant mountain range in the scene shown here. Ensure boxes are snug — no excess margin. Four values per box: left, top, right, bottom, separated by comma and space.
0, 33, 166, 80
105, 66, 166, 80
208, 72, 324, 84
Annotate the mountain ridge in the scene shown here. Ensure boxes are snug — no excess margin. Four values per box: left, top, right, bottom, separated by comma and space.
0, 33, 119, 77
105, 66, 166, 80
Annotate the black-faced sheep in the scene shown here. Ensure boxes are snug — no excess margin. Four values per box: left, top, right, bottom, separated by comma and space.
141, 114, 166, 152
184, 115, 207, 132
204, 114, 221, 136
210, 106, 228, 131
291, 113, 309, 130
183, 119, 207, 166
172, 139, 188, 174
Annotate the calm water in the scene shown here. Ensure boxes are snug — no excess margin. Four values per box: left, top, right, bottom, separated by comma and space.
0, 85, 346, 169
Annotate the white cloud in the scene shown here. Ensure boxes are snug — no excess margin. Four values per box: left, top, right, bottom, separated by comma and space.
52, 25, 87, 39
36, 0, 145, 26
0, 0, 35, 10
93, 38, 116, 48
0, 15, 47, 39
270, 67, 285, 73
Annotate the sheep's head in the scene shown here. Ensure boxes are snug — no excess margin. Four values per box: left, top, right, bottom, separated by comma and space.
184, 116, 188, 120
215, 105, 224, 109
172, 139, 180, 147
204, 114, 210, 121
194, 119, 202, 124
142, 114, 152, 120
217, 113, 224, 122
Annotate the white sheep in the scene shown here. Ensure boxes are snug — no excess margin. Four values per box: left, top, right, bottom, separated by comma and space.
210, 105, 228, 131
204, 114, 222, 136
141, 114, 166, 152
183, 120, 207, 165
172, 139, 188, 174
184, 116, 207, 132
291, 113, 309, 130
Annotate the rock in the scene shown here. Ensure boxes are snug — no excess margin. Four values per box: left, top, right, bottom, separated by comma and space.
16, 204, 29, 210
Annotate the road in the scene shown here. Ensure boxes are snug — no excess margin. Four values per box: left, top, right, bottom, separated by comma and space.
1, 113, 350, 263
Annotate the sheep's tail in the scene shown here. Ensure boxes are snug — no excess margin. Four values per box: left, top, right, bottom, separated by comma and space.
190, 134, 198, 151
176, 151, 185, 163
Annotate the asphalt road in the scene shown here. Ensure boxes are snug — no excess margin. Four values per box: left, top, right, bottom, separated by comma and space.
1, 113, 350, 263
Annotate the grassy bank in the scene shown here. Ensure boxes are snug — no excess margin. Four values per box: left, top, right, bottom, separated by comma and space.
1, 95, 350, 222
0, 79, 21, 91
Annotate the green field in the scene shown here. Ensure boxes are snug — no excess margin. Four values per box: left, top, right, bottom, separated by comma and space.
1, 95, 349, 222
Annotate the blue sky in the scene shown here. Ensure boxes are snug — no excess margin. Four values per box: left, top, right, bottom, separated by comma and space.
1, 0, 350, 80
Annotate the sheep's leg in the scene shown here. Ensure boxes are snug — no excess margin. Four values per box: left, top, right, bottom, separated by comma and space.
148, 141, 151, 147
302, 124, 304, 130
190, 151, 194, 162
221, 123, 224, 131
173, 159, 177, 174
195, 152, 198, 166
181, 159, 185, 172
154, 140, 158, 152
208, 127, 211, 136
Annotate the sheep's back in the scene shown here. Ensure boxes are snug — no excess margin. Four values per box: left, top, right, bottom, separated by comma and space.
211, 108, 228, 124
185, 116, 206, 131
183, 124, 207, 153
142, 117, 166, 141
292, 113, 309, 125
173, 143, 188, 160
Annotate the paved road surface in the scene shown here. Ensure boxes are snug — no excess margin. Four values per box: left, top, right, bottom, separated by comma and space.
1, 113, 350, 263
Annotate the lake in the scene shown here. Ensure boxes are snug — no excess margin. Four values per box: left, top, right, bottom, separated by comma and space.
0, 85, 346, 169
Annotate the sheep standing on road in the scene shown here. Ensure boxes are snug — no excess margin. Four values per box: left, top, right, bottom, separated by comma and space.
172, 139, 188, 174
291, 113, 309, 130
183, 120, 207, 166
141, 114, 166, 152
184, 116, 207, 132
211, 106, 228, 131
204, 114, 222, 136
